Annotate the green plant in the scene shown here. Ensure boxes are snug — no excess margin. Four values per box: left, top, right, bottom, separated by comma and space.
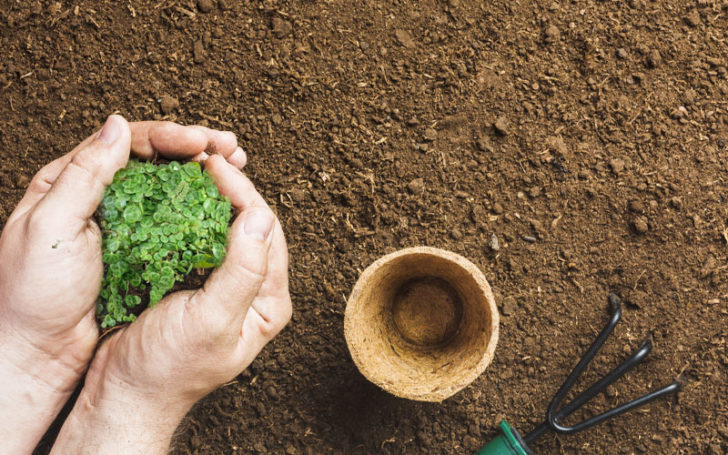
98, 160, 232, 328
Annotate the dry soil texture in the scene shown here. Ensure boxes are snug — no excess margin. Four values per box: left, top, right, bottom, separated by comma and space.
1, 0, 727, 454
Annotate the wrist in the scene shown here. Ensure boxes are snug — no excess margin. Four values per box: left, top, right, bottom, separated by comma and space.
0, 309, 97, 388
52, 371, 193, 455
0, 333, 83, 454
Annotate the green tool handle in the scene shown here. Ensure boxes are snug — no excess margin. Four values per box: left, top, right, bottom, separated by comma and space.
475, 421, 534, 455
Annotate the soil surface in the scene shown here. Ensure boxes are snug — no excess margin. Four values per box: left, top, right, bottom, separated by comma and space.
2, 0, 727, 454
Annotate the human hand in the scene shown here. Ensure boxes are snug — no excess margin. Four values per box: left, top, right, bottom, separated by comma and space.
51, 155, 292, 455
0, 116, 247, 454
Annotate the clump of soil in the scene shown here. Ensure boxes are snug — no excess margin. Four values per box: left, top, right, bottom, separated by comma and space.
1, 0, 726, 454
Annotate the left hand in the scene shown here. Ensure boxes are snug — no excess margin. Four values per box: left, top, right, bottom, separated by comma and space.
0, 115, 246, 454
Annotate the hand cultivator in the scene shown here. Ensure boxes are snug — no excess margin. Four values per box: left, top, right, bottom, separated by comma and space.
476, 294, 681, 454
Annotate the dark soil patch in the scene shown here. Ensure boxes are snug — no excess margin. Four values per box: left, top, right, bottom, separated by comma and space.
2, 0, 727, 453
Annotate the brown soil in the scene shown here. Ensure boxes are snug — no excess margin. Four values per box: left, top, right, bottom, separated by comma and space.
2, 0, 727, 454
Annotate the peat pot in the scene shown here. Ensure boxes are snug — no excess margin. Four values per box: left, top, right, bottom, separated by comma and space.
344, 247, 499, 402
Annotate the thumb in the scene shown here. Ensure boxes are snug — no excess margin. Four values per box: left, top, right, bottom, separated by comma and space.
191, 207, 275, 332
36, 115, 131, 234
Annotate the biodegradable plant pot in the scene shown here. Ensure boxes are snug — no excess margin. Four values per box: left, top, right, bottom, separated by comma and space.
344, 247, 499, 402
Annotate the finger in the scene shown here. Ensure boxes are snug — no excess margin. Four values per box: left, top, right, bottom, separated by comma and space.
190, 151, 210, 163
12, 131, 100, 214
241, 221, 292, 357
204, 154, 266, 211
254, 221, 291, 319
130, 121, 208, 160
227, 146, 247, 169
35, 115, 132, 234
13, 154, 74, 218
189, 126, 241, 167
192, 206, 275, 331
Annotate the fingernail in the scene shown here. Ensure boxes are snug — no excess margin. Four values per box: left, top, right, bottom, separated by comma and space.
97, 115, 121, 145
231, 147, 247, 168
243, 209, 274, 241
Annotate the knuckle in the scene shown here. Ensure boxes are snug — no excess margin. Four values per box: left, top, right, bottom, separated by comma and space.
258, 299, 292, 339
256, 319, 281, 340
28, 167, 55, 193
69, 151, 102, 178
227, 258, 267, 287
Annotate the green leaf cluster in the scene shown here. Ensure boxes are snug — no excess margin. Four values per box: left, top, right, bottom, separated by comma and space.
98, 160, 231, 328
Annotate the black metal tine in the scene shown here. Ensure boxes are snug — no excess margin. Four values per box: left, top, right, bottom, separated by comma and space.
524, 294, 622, 445
550, 335, 653, 427
523, 422, 550, 445
551, 381, 682, 433
544, 293, 622, 427
523, 293, 681, 445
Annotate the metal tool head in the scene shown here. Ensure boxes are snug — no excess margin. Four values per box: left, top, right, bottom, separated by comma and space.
476, 293, 681, 454
523, 292, 681, 445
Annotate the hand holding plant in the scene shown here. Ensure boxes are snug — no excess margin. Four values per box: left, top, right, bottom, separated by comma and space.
0, 116, 248, 454
51, 155, 292, 455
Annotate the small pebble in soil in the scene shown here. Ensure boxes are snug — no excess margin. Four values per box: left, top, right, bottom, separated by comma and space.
669, 197, 682, 210
423, 128, 437, 142
545, 135, 568, 157
684, 9, 701, 27
265, 385, 279, 400
272, 17, 292, 37
406, 117, 420, 127
647, 49, 662, 68
631, 216, 649, 234
160, 94, 179, 114
494, 116, 509, 135
407, 178, 425, 194
616, 48, 628, 59
395, 29, 416, 48
671, 106, 688, 120
492, 202, 504, 214
197, 0, 214, 13
628, 199, 645, 213
289, 188, 305, 202
544, 24, 560, 42
609, 158, 625, 174
501, 296, 516, 316
477, 136, 493, 152
488, 234, 500, 252
14, 172, 30, 189
605, 384, 618, 398
522, 235, 537, 243
683, 89, 697, 105
193, 40, 205, 63
470, 204, 486, 223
